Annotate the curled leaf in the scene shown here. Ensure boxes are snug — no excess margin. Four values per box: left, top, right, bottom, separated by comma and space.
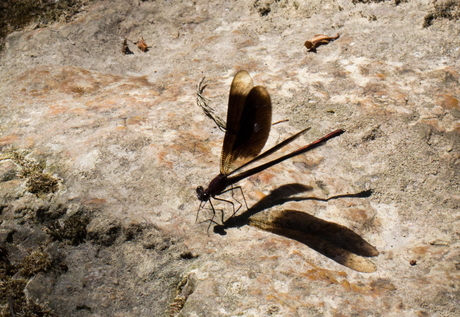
304, 33, 340, 52
137, 37, 149, 52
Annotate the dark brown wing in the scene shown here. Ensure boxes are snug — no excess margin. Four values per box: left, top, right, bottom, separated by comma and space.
221, 85, 272, 174
220, 70, 254, 174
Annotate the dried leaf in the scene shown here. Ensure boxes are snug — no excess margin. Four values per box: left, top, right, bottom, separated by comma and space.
137, 37, 149, 52
304, 33, 340, 52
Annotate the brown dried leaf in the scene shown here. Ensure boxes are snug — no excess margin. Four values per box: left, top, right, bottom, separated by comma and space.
304, 33, 340, 52
137, 37, 149, 52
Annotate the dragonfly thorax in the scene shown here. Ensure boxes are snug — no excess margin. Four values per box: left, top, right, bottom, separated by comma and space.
197, 174, 229, 202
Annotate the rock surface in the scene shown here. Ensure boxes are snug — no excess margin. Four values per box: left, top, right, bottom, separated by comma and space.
0, 0, 459, 316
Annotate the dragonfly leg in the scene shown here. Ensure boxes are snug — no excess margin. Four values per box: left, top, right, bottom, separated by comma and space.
213, 196, 235, 224
196, 188, 247, 233
196, 199, 225, 234
232, 185, 248, 213
220, 185, 248, 218
196, 200, 206, 223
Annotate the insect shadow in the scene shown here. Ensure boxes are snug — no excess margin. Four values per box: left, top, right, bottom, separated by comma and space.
213, 184, 378, 273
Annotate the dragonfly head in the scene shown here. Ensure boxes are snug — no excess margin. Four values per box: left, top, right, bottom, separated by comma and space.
196, 186, 209, 202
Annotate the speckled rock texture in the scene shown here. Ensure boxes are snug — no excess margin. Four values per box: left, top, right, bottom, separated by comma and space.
0, 0, 459, 316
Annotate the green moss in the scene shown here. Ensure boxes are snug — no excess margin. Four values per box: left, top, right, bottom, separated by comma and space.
19, 248, 52, 278
0, 278, 27, 305
0, 278, 56, 316
0, 245, 56, 316
424, 0, 460, 27
2, 149, 59, 196
3, 149, 44, 178
26, 172, 59, 196
46, 210, 91, 245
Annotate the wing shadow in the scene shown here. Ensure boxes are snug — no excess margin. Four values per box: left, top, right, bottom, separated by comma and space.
213, 184, 378, 273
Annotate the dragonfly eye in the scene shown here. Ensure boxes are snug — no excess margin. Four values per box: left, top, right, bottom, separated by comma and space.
196, 186, 207, 201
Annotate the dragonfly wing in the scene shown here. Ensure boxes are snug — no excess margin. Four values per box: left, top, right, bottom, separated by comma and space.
226, 70, 254, 134
221, 85, 272, 174
220, 70, 253, 174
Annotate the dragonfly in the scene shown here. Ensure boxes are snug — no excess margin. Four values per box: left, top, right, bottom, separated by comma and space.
196, 70, 344, 228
